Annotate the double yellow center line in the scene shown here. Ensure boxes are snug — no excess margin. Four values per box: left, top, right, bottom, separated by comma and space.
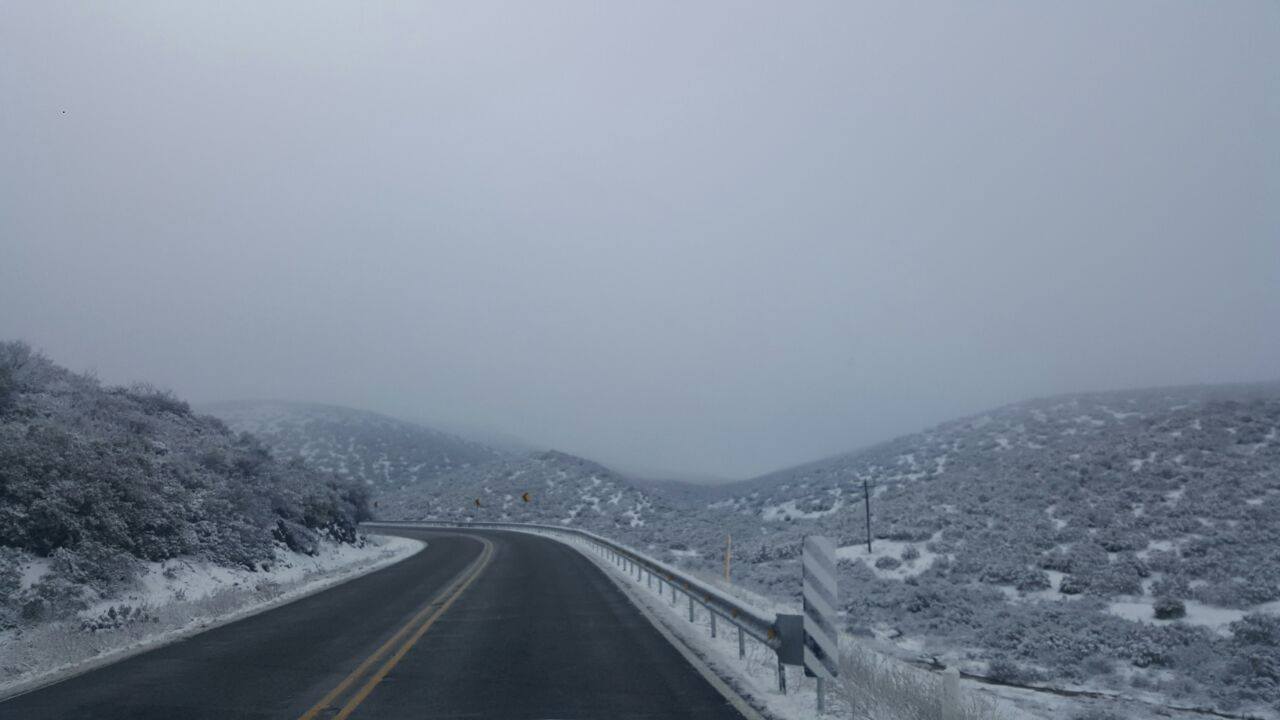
298, 536, 495, 720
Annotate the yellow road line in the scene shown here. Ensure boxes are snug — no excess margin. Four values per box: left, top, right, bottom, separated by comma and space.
297, 537, 495, 720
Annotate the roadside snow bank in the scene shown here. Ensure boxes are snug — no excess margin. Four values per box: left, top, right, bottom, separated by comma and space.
0, 535, 423, 698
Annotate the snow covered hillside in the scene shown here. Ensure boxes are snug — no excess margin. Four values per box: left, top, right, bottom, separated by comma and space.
205, 401, 503, 491
378, 383, 1280, 717
250, 381, 1280, 718
661, 384, 1280, 718
378, 450, 677, 533
0, 342, 375, 665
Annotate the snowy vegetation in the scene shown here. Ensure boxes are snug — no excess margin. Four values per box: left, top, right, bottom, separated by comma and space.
653, 384, 1280, 718
0, 342, 372, 635
206, 400, 504, 492
207, 382, 1280, 717
691, 381, 1280, 712
372, 384, 1280, 718
378, 450, 671, 530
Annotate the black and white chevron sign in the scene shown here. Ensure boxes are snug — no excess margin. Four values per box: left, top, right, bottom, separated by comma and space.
802, 535, 839, 680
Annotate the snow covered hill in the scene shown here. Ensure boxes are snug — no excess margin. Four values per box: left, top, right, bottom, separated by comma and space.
651, 383, 1280, 718
0, 342, 391, 689
217, 382, 1280, 717
380, 382, 1280, 717
204, 401, 504, 492
378, 450, 678, 534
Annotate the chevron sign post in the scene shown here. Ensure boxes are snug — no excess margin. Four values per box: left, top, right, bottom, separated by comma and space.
803, 535, 839, 711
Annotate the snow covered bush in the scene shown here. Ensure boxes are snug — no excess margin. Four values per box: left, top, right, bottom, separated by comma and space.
1231, 614, 1280, 646
1153, 596, 1185, 620
79, 604, 158, 633
986, 657, 1043, 685
875, 556, 902, 570
0, 341, 372, 630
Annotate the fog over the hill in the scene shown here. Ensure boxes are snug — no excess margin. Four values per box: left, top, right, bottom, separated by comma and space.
2, 2, 1277, 479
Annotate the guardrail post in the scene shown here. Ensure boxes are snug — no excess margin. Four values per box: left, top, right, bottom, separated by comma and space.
646, 571, 652, 590
942, 667, 960, 720
710, 611, 717, 638
738, 625, 745, 659
688, 594, 695, 622
671, 583, 677, 605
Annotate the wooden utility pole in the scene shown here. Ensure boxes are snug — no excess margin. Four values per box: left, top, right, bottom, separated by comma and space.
724, 533, 732, 582
863, 479, 873, 553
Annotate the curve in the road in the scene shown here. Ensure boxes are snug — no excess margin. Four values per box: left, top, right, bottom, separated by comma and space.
1, 528, 750, 720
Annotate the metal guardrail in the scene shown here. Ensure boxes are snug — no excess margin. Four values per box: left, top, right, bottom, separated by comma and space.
360, 520, 787, 670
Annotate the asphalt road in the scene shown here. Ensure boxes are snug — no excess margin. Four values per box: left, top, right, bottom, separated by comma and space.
1, 528, 748, 720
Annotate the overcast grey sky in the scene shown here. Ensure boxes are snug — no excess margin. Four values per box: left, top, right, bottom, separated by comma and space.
2, 2, 1277, 479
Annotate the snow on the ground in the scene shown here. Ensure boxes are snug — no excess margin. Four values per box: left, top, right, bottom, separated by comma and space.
0, 535, 423, 697
1107, 599, 1257, 634
835, 533, 941, 579
761, 498, 844, 522
78, 538, 419, 618
19, 557, 51, 589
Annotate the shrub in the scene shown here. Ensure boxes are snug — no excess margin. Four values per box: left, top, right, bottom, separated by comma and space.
123, 383, 191, 416
79, 604, 158, 632
1154, 597, 1186, 620
0, 364, 14, 414
1059, 574, 1088, 595
1088, 564, 1144, 596
1231, 614, 1280, 646
1014, 569, 1052, 592
1079, 655, 1115, 676
46, 542, 141, 597
986, 657, 1043, 685
876, 556, 902, 570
